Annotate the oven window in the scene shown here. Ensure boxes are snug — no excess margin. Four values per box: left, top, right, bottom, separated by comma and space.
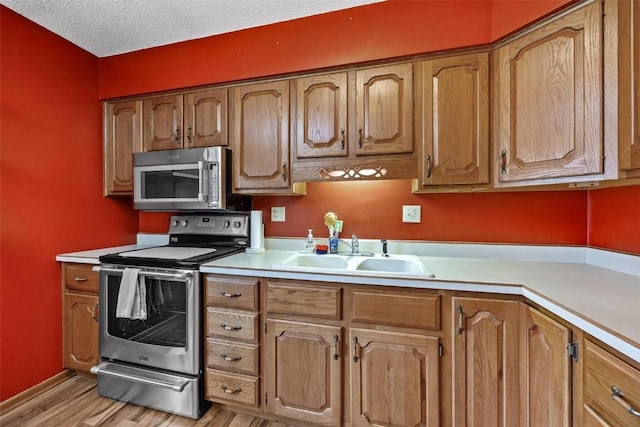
106, 276, 187, 347
141, 168, 200, 200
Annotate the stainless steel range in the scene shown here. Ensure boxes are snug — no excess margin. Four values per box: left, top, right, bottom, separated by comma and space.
91, 212, 249, 419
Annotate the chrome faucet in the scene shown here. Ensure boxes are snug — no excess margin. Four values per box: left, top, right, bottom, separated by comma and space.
381, 239, 389, 257
351, 234, 359, 255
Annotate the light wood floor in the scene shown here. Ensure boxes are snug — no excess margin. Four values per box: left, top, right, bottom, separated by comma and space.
0, 375, 299, 426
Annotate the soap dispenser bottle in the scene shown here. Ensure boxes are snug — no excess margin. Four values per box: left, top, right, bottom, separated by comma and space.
304, 229, 316, 253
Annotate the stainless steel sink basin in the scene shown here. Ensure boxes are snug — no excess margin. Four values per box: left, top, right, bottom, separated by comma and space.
272, 253, 434, 278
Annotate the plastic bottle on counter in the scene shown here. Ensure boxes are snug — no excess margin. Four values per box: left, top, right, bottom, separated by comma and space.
304, 229, 316, 253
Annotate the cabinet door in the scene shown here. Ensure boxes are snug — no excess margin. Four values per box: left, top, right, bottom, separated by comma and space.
143, 94, 184, 151
418, 53, 489, 186
520, 304, 572, 427
619, 0, 640, 178
350, 328, 440, 427
184, 88, 227, 148
493, 0, 603, 183
265, 320, 341, 426
63, 293, 99, 372
452, 297, 520, 427
104, 100, 142, 196
356, 63, 413, 156
293, 72, 348, 159
231, 81, 291, 191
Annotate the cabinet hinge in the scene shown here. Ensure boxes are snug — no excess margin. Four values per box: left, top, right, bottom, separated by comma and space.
567, 342, 579, 362
438, 344, 443, 358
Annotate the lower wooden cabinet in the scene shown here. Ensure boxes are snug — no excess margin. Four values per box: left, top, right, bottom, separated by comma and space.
264, 319, 342, 426
350, 328, 440, 427
62, 263, 100, 372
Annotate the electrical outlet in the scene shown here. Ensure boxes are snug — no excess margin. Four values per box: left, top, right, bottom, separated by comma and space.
271, 206, 286, 222
402, 205, 421, 223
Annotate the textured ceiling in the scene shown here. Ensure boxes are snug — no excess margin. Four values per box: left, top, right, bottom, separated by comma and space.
0, 0, 384, 57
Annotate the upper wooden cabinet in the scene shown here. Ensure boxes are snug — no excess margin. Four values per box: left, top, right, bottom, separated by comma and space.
618, 0, 640, 179
493, 0, 605, 186
231, 80, 304, 195
291, 64, 417, 182
415, 52, 490, 189
104, 100, 142, 196
143, 88, 228, 152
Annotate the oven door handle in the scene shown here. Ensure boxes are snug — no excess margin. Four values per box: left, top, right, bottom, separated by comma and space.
92, 266, 192, 281
90, 363, 189, 392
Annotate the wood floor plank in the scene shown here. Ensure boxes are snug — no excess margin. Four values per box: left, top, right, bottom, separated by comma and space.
0, 375, 305, 427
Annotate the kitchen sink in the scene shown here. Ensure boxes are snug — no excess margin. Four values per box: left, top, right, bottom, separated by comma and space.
272, 253, 434, 278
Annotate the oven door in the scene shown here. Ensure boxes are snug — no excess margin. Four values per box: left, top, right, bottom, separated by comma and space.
96, 265, 201, 375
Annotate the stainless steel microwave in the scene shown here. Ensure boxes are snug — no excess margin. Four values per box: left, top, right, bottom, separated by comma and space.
133, 147, 251, 211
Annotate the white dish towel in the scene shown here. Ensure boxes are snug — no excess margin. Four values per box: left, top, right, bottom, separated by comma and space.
116, 268, 147, 320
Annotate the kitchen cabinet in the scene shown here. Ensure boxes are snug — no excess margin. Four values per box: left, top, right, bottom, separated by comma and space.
291, 63, 417, 182
519, 304, 573, 426
414, 52, 490, 189
618, 0, 640, 179
452, 296, 520, 426
62, 263, 99, 373
103, 100, 142, 196
493, 0, 605, 186
231, 80, 304, 195
143, 88, 228, 152
582, 339, 640, 426
204, 275, 261, 409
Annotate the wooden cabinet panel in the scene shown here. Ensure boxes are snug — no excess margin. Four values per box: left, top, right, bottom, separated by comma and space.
417, 53, 489, 186
520, 304, 572, 427
356, 63, 413, 156
231, 80, 292, 192
184, 88, 228, 148
63, 293, 99, 372
452, 297, 520, 426
267, 281, 341, 320
265, 320, 342, 426
64, 264, 99, 293
350, 328, 440, 427
206, 308, 259, 342
618, 0, 640, 178
143, 94, 184, 151
206, 275, 259, 311
205, 369, 259, 407
493, 0, 603, 184
583, 339, 640, 426
293, 72, 348, 159
104, 100, 142, 196
206, 338, 259, 376
350, 289, 440, 330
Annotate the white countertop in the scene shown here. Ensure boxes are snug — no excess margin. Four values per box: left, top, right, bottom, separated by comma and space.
56, 237, 640, 363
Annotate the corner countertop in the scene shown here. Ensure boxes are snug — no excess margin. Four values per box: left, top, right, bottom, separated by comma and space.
56, 238, 640, 363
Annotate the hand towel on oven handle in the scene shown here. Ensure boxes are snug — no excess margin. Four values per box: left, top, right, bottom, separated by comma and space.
116, 268, 147, 320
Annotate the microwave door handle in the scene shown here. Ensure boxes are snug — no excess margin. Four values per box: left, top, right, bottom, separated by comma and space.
198, 161, 205, 202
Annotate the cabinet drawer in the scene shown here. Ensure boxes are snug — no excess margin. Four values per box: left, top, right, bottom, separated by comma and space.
350, 289, 440, 330
206, 338, 259, 376
584, 339, 640, 426
64, 264, 99, 293
205, 369, 259, 407
206, 308, 259, 342
206, 276, 259, 311
267, 281, 341, 320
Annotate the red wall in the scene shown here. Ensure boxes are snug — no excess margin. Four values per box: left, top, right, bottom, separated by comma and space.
0, 7, 139, 401
588, 185, 640, 255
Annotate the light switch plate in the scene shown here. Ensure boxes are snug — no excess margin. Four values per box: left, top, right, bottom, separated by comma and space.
271, 206, 286, 222
402, 205, 421, 223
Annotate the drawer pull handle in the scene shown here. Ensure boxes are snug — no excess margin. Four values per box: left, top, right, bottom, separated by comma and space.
220, 323, 242, 331
333, 335, 339, 361
352, 337, 359, 363
220, 354, 242, 362
221, 385, 242, 394
74, 276, 89, 282
611, 386, 640, 417
220, 291, 242, 298
92, 303, 99, 322
456, 305, 464, 334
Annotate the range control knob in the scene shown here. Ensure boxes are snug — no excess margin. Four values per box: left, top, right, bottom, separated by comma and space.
223, 221, 231, 228
181, 220, 189, 227
233, 221, 242, 228
172, 220, 179, 227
